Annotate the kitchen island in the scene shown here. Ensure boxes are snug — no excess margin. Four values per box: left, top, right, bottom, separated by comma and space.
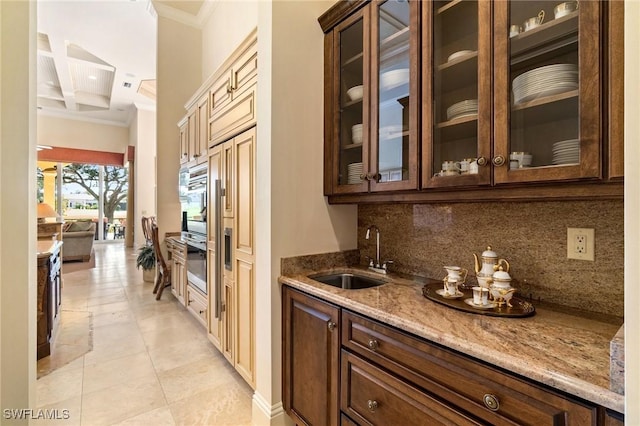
280, 264, 624, 424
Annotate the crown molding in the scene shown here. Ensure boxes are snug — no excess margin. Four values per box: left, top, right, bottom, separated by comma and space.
151, 0, 217, 29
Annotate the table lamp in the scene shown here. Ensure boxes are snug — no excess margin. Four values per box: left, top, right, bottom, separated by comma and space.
37, 202, 58, 223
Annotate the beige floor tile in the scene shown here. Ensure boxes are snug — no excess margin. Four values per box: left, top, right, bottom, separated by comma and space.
136, 310, 193, 334
36, 362, 84, 407
37, 344, 89, 379
81, 375, 167, 426
148, 337, 218, 373
35, 395, 82, 426
82, 351, 158, 394
157, 356, 239, 403
168, 379, 253, 426
91, 308, 136, 329
110, 406, 176, 426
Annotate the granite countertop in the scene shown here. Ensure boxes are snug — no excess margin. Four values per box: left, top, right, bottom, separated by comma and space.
279, 266, 624, 413
37, 240, 63, 258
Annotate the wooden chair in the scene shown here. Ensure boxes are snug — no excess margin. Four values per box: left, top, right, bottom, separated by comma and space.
141, 216, 155, 246
150, 222, 171, 300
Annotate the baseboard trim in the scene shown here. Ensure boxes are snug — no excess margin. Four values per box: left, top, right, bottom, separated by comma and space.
252, 392, 292, 426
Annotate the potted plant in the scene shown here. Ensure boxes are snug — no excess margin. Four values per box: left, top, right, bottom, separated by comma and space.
136, 245, 156, 283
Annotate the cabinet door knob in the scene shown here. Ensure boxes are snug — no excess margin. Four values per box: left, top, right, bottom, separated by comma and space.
492, 156, 506, 167
483, 393, 500, 411
360, 173, 370, 181
327, 320, 336, 331
371, 173, 381, 182
367, 338, 379, 351
367, 399, 378, 412
477, 156, 488, 166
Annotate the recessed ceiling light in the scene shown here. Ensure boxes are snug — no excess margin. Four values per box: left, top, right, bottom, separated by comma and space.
88, 75, 97, 80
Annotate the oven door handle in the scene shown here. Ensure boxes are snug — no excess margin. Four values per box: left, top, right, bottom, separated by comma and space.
214, 179, 223, 319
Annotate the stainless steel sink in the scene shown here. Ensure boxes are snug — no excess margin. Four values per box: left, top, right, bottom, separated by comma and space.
308, 273, 386, 290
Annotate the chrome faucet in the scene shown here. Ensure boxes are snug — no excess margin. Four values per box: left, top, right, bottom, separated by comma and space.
365, 225, 392, 274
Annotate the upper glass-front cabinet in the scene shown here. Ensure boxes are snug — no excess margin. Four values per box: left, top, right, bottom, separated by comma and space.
331, 0, 419, 194
493, 0, 601, 184
423, 0, 492, 188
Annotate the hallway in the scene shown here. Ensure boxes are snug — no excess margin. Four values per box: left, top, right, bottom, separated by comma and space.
36, 243, 253, 425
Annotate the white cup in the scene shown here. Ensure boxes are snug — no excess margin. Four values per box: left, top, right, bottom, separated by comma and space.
473, 286, 490, 305
442, 161, 460, 172
469, 160, 479, 175
554, 1, 578, 19
523, 10, 545, 32
509, 24, 522, 38
444, 278, 459, 297
458, 160, 470, 174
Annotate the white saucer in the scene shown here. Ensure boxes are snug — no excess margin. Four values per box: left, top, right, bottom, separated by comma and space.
464, 298, 496, 309
436, 289, 464, 299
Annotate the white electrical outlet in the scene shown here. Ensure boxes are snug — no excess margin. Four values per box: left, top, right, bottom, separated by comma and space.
567, 228, 595, 261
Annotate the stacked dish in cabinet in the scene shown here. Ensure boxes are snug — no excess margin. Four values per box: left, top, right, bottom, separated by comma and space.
552, 139, 580, 165
347, 162, 363, 184
446, 99, 478, 121
512, 64, 578, 105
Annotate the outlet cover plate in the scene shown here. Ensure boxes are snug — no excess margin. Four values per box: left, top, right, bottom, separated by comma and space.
567, 228, 595, 261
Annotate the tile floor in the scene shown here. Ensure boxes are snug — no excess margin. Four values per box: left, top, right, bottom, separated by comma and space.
36, 243, 254, 425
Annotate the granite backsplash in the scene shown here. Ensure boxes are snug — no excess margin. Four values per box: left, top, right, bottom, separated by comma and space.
358, 200, 624, 318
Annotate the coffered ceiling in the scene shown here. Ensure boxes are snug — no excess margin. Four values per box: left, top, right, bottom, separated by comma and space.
35, 0, 195, 128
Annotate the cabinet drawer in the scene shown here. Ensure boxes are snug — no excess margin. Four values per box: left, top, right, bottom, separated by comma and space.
341, 350, 483, 426
186, 285, 207, 327
342, 311, 596, 426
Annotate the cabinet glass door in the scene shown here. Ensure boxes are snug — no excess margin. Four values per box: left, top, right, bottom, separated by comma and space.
423, 0, 492, 189
494, 0, 600, 184
369, 0, 419, 192
333, 10, 369, 194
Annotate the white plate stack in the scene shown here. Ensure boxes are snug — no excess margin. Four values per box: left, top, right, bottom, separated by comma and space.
446, 99, 478, 121
552, 139, 580, 165
347, 162, 363, 184
512, 64, 578, 105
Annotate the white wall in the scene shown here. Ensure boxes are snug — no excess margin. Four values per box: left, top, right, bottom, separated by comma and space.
201, 1, 258, 80
156, 16, 201, 239
133, 106, 157, 247
253, 0, 357, 423
0, 0, 37, 414
37, 115, 129, 153
625, 2, 639, 423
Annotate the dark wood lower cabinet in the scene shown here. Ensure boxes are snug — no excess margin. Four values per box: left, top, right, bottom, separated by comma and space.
282, 286, 340, 426
341, 350, 482, 426
282, 286, 622, 426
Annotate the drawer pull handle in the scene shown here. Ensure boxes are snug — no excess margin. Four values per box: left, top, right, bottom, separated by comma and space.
367, 399, 378, 412
327, 321, 336, 332
367, 339, 379, 351
483, 393, 500, 411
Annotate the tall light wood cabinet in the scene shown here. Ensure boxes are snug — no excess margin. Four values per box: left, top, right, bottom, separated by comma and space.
207, 129, 256, 389
232, 127, 256, 387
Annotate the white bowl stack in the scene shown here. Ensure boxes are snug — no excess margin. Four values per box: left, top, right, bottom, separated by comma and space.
346, 85, 363, 102
347, 162, 363, 184
380, 69, 410, 91
351, 124, 363, 144
446, 99, 478, 121
512, 64, 578, 105
552, 139, 580, 165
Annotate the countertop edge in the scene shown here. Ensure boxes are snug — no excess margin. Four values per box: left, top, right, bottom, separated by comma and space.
279, 274, 624, 414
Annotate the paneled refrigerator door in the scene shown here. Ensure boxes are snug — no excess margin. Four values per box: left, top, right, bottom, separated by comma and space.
369, 0, 419, 192
423, 0, 492, 189
493, 0, 601, 184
